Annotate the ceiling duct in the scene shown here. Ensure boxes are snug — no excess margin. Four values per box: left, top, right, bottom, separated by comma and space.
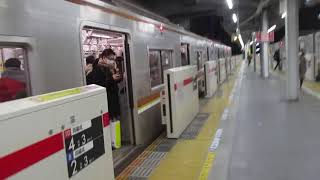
239, 0, 271, 28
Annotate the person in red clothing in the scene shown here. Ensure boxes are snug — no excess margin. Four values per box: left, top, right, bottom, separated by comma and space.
0, 58, 26, 102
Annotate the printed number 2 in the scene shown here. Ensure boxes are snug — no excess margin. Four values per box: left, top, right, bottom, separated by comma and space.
71, 160, 77, 175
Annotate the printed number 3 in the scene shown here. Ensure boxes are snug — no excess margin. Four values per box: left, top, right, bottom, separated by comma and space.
71, 160, 77, 175
81, 134, 86, 145
84, 156, 88, 166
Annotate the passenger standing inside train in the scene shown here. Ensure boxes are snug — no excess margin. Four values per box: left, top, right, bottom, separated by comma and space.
100, 49, 121, 120
115, 52, 124, 79
299, 50, 307, 88
85, 55, 95, 76
86, 49, 121, 120
115, 52, 126, 94
0, 58, 26, 102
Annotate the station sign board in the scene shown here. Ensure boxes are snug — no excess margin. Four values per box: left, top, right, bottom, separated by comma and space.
64, 116, 105, 178
256, 32, 274, 42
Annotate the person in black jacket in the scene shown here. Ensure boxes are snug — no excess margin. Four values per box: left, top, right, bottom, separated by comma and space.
86, 49, 121, 120
273, 49, 281, 71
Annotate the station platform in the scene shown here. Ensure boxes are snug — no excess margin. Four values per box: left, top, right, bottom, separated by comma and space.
221, 65, 320, 180
116, 62, 242, 180
117, 61, 320, 180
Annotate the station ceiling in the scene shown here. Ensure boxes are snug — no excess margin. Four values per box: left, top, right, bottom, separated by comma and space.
111, 0, 320, 46
118, 0, 279, 40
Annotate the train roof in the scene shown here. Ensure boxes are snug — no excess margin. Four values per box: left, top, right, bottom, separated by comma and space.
68, 0, 229, 47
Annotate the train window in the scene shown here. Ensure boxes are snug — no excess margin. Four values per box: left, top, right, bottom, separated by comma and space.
196, 51, 202, 70
149, 49, 174, 88
160, 50, 173, 74
209, 47, 215, 61
181, 43, 190, 66
203, 50, 208, 62
149, 50, 162, 88
0, 47, 29, 103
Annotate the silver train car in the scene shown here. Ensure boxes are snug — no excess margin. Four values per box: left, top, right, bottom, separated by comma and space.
0, 0, 231, 168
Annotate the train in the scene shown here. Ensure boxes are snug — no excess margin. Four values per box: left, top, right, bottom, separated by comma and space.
0, 0, 233, 170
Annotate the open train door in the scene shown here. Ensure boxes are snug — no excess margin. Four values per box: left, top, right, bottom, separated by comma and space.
81, 27, 135, 168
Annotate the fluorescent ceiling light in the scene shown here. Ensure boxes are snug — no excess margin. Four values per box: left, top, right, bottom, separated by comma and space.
256, 48, 260, 52
91, 33, 112, 39
232, 13, 238, 23
267, 25, 276, 33
281, 12, 286, 19
234, 36, 238, 41
226, 0, 233, 9
250, 41, 253, 45
256, 43, 260, 46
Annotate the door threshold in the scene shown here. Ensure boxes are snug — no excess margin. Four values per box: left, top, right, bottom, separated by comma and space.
113, 145, 145, 176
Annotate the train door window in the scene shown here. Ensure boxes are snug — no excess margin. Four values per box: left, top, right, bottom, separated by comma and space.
210, 47, 215, 61
196, 51, 203, 70
0, 47, 30, 103
149, 50, 162, 88
181, 43, 190, 66
149, 49, 173, 88
160, 50, 173, 75
81, 26, 135, 156
203, 50, 208, 63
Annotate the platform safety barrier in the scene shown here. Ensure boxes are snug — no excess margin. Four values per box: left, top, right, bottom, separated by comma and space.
163, 66, 199, 138
0, 85, 114, 180
204, 61, 218, 98
219, 58, 227, 84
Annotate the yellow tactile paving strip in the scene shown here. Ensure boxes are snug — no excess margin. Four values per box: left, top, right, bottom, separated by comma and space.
116, 134, 166, 180
270, 70, 320, 95
116, 67, 240, 180
304, 81, 320, 94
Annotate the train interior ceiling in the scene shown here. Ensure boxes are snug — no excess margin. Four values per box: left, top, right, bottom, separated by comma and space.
82, 27, 135, 163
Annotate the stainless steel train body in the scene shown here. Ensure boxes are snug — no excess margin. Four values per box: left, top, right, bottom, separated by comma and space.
0, 0, 231, 149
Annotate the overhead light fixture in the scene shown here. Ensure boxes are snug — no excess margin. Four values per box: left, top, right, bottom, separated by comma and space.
250, 41, 253, 45
256, 43, 260, 46
234, 36, 238, 41
91, 33, 112, 39
268, 25, 276, 33
256, 48, 260, 52
281, 12, 286, 19
226, 0, 233, 10
232, 13, 238, 23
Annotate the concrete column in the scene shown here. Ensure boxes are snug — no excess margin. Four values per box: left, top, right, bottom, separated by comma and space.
262, 9, 269, 78
285, 0, 299, 100
244, 44, 248, 62
253, 33, 257, 72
